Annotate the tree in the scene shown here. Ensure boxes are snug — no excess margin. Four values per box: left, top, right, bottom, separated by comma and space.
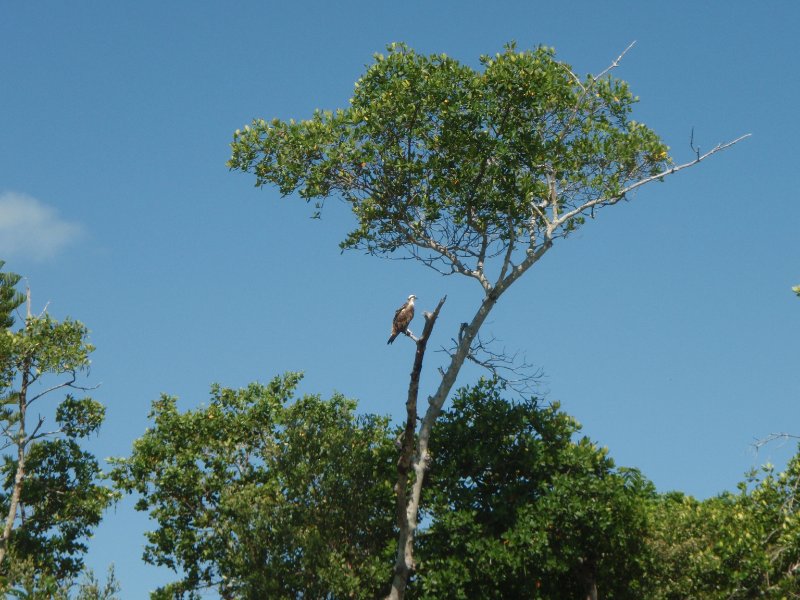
116, 373, 669, 599
643, 454, 800, 598
413, 378, 653, 600
0, 266, 114, 584
0, 261, 24, 330
111, 374, 397, 599
229, 41, 747, 596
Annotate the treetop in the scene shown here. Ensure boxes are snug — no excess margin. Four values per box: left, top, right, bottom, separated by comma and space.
229, 42, 670, 288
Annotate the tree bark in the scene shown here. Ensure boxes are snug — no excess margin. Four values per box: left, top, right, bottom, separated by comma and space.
0, 360, 29, 568
387, 297, 446, 600
386, 256, 550, 598
0, 292, 32, 569
583, 563, 598, 600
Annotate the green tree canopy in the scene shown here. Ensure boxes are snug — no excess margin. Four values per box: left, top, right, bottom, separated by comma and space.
116, 375, 674, 599
414, 378, 652, 599
229, 42, 670, 283
0, 269, 113, 587
228, 43, 744, 596
0, 261, 24, 331
111, 374, 397, 599
644, 455, 800, 598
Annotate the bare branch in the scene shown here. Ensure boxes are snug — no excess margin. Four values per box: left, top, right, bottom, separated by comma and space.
410, 232, 491, 291
36, 301, 51, 318
29, 428, 61, 442
476, 231, 489, 277
497, 216, 516, 284
498, 238, 554, 295
27, 415, 47, 445
444, 332, 544, 396
753, 432, 800, 451
689, 127, 700, 160
595, 41, 636, 80
529, 200, 551, 242
559, 42, 635, 95
619, 134, 751, 197
26, 373, 77, 405
554, 134, 751, 230
547, 170, 559, 223
560, 63, 585, 92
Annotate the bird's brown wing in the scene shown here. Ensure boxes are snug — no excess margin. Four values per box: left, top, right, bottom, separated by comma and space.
392, 303, 413, 334
393, 303, 406, 322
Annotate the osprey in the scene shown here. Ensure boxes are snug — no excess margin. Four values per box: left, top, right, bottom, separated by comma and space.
387, 294, 416, 344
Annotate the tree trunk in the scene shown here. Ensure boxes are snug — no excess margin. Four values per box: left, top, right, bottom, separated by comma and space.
388, 297, 446, 600
0, 365, 29, 568
583, 562, 598, 600
387, 243, 552, 598
387, 293, 500, 599
0, 293, 32, 569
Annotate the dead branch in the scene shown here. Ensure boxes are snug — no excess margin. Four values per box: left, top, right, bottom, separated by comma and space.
596, 41, 636, 79
753, 432, 800, 451
464, 334, 543, 396
26, 373, 100, 406
553, 134, 751, 230
388, 296, 446, 600
438, 332, 543, 396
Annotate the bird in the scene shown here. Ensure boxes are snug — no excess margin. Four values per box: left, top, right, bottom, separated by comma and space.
387, 294, 416, 344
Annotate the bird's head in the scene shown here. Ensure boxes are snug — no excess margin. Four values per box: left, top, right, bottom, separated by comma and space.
408, 294, 417, 302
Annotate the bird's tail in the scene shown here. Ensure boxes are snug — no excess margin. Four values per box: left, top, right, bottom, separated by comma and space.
387, 333, 398, 344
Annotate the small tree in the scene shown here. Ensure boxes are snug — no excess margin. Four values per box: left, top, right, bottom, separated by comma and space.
229, 42, 747, 596
0, 263, 113, 583
111, 374, 397, 599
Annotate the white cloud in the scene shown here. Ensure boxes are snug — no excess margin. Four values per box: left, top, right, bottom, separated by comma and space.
0, 191, 85, 262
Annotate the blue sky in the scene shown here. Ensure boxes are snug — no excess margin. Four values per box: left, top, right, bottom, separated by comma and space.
2, 1, 798, 596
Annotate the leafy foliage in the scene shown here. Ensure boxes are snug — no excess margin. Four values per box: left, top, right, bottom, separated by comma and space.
0, 262, 25, 395
116, 375, 679, 599
0, 261, 24, 330
111, 374, 397, 599
228, 43, 693, 598
1, 439, 111, 578
229, 42, 669, 284
0, 269, 114, 584
413, 378, 652, 599
645, 455, 800, 598
3, 561, 120, 600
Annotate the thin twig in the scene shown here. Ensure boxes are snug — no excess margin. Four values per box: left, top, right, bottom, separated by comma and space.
753, 432, 800, 451
554, 134, 751, 229
595, 41, 636, 80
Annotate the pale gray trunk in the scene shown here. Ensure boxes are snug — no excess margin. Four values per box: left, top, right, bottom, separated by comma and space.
386, 244, 552, 599
0, 291, 32, 569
